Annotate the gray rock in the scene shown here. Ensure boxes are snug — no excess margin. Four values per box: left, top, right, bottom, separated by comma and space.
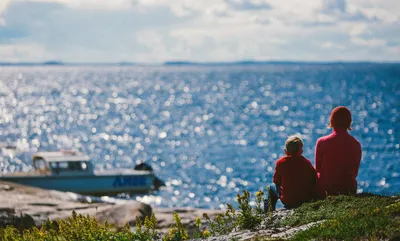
154, 207, 222, 236
271, 220, 325, 239
96, 202, 152, 227
0, 208, 35, 231
187, 208, 317, 241
0, 181, 151, 229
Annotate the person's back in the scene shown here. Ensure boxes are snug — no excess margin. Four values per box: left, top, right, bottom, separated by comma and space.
274, 155, 316, 208
265, 135, 316, 211
315, 106, 362, 197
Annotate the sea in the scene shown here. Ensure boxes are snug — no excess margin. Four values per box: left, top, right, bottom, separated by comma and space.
0, 63, 399, 209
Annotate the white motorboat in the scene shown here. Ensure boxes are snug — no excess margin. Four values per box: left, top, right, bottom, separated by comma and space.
0, 150, 164, 195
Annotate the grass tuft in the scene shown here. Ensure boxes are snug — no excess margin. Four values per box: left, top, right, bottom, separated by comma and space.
283, 194, 400, 240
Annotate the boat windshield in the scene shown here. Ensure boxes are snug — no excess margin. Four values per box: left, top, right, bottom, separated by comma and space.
33, 158, 48, 172
50, 161, 89, 172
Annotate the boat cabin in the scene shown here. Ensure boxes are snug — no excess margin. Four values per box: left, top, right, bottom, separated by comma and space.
32, 151, 94, 175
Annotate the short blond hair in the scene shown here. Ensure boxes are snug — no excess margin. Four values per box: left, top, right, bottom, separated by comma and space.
285, 135, 303, 154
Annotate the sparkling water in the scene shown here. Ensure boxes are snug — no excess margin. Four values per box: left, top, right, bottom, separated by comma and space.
0, 64, 399, 208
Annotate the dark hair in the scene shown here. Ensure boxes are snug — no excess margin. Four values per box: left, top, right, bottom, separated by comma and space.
285, 135, 303, 154
328, 106, 352, 130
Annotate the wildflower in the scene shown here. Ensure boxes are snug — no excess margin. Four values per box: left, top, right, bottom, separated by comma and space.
202, 229, 211, 238
195, 217, 201, 227
136, 216, 142, 229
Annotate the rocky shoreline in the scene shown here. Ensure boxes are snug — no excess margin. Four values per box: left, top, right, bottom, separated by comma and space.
0, 181, 321, 240
0, 181, 222, 235
3, 181, 397, 240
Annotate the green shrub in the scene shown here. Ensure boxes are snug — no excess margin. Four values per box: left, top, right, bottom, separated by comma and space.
202, 212, 233, 236
163, 212, 189, 241
202, 190, 267, 236
193, 217, 212, 239
0, 210, 158, 241
134, 213, 158, 240
265, 187, 274, 224
236, 190, 265, 230
193, 217, 202, 239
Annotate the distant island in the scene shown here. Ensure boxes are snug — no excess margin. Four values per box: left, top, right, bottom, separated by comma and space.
163, 60, 301, 65
0, 60, 398, 66
43, 61, 64, 65
0, 61, 64, 66
0, 61, 137, 66
162, 60, 396, 66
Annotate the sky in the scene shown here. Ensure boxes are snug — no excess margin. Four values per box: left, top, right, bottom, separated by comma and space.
0, 0, 399, 63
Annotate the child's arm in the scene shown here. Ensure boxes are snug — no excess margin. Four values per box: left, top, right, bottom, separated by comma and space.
272, 164, 281, 186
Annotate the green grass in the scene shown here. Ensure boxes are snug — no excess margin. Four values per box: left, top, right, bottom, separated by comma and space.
282, 194, 400, 241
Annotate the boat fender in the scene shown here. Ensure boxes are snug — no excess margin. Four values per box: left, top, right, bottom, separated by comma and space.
134, 163, 153, 172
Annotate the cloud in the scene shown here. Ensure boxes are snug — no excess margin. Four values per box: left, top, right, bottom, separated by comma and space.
351, 37, 386, 46
0, 0, 399, 62
224, 0, 271, 11
322, 0, 346, 13
318, 0, 380, 25
0, 43, 52, 61
0, 0, 11, 14
0, 0, 11, 24
0, 25, 27, 42
321, 41, 345, 49
20, 0, 133, 10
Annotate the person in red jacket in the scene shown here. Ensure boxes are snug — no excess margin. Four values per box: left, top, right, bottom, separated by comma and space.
264, 135, 317, 211
315, 106, 362, 198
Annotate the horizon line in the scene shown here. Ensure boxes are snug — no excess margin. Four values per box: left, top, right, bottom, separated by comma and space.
1, 60, 399, 66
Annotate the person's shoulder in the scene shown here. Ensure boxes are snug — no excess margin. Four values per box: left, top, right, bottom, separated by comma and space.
318, 132, 334, 141
348, 134, 362, 147
276, 156, 289, 165
300, 156, 313, 164
316, 134, 331, 145
347, 132, 359, 141
300, 156, 316, 173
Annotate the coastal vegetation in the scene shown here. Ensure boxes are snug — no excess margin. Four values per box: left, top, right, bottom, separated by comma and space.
0, 191, 398, 241
284, 194, 400, 240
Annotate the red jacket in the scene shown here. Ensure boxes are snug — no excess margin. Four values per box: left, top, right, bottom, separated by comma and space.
315, 128, 362, 197
273, 155, 317, 207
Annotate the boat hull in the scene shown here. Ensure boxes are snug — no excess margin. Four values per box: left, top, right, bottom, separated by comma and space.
0, 173, 156, 195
